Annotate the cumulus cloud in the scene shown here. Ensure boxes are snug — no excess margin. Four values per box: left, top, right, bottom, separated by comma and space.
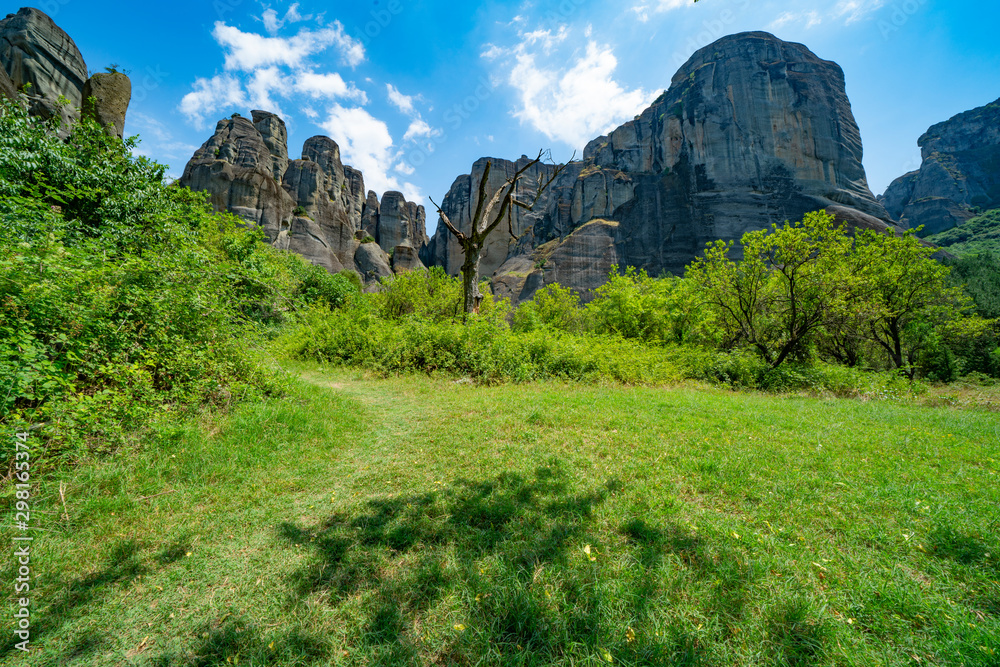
487, 30, 653, 149
295, 72, 368, 103
319, 105, 421, 202
403, 118, 434, 142
212, 20, 364, 71
180, 74, 248, 127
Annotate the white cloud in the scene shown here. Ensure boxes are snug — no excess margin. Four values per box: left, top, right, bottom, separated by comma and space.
180, 74, 248, 127
403, 118, 434, 142
770, 10, 824, 29
295, 71, 367, 103
386, 84, 415, 115
834, 0, 886, 23
247, 66, 285, 115
261, 3, 312, 34
319, 105, 408, 199
395, 161, 415, 175
491, 31, 653, 149
631, 0, 689, 20
212, 20, 365, 71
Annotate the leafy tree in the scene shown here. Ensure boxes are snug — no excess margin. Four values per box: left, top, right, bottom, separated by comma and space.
686, 211, 857, 367
848, 228, 985, 375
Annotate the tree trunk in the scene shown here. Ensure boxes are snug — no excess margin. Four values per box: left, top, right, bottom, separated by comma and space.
461, 251, 483, 316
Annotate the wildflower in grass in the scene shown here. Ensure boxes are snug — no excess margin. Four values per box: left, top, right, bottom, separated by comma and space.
584, 544, 597, 561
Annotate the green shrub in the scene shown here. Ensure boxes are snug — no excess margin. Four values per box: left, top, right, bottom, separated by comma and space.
0, 99, 329, 464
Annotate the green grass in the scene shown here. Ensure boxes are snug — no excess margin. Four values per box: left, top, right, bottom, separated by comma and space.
3, 363, 999, 666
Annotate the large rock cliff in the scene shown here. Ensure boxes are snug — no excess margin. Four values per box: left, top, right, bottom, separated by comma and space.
425, 31, 897, 302
0, 7, 132, 137
880, 97, 1000, 235
179, 110, 427, 281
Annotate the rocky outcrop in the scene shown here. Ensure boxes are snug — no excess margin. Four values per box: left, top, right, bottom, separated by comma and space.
180, 110, 427, 282
0, 65, 14, 100
0, 7, 132, 136
391, 245, 426, 273
426, 31, 896, 301
0, 7, 87, 125
82, 71, 130, 139
377, 191, 428, 254
880, 97, 1000, 235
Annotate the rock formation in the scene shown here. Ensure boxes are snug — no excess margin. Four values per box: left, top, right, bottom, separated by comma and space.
82, 71, 131, 139
0, 64, 14, 100
880, 97, 1000, 235
0, 7, 132, 136
180, 110, 428, 281
425, 31, 898, 302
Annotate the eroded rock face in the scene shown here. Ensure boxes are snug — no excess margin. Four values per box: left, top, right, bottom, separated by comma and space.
0, 7, 88, 125
82, 71, 131, 139
880, 97, 1000, 235
427, 31, 895, 301
391, 245, 425, 273
180, 110, 424, 282
180, 114, 294, 231
0, 65, 15, 100
377, 191, 428, 253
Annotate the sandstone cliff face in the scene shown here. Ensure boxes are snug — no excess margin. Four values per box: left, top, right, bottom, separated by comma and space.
880, 97, 1000, 235
1, 7, 87, 125
82, 71, 131, 139
180, 110, 427, 280
0, 64, 14, 100
427, 31, 896, 301
0, 7, 132, 136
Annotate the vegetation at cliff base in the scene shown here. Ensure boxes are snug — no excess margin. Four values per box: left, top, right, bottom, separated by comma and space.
0, 99, 358, 462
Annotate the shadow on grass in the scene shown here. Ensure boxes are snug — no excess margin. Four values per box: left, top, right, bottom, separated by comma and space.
0, 534, 192, 661
261, 464, 835, 666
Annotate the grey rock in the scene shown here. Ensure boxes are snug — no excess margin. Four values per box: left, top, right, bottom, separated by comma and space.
391, 245, 426, 273
181, 110, 427, 282
428, 31, 895, 301
0, 7, 87, 125
0, 64, 14, 100
354, 242, 393, 281
82, 71, 130, 139
377, 191, 427, 253
179, 115, 293, 232
251, 110, 289, 182
361, 190, 380, 238
880, 97, 1000, 234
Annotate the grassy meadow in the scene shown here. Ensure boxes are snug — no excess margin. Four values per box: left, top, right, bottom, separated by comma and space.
3, 362, 998, 666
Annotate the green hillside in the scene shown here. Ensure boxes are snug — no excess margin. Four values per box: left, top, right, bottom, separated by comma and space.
927, 208, 1000, 258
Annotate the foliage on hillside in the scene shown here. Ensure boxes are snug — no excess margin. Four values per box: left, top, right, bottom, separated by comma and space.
283, 212, 998, 387
0, 99, 359, 465
927, 208, 1000, 257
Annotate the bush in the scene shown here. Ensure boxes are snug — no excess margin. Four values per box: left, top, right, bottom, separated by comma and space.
0, 99, 328, 464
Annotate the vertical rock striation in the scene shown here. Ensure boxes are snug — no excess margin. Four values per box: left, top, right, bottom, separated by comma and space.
179, 110, 428, 280
427, 31, 897, 302
880, 97, 1000, 235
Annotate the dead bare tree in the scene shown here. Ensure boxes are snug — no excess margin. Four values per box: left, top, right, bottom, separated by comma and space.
429, 150, 569, 316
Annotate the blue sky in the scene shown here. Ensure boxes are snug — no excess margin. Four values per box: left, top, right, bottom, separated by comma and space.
41, 0, 1000, 212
